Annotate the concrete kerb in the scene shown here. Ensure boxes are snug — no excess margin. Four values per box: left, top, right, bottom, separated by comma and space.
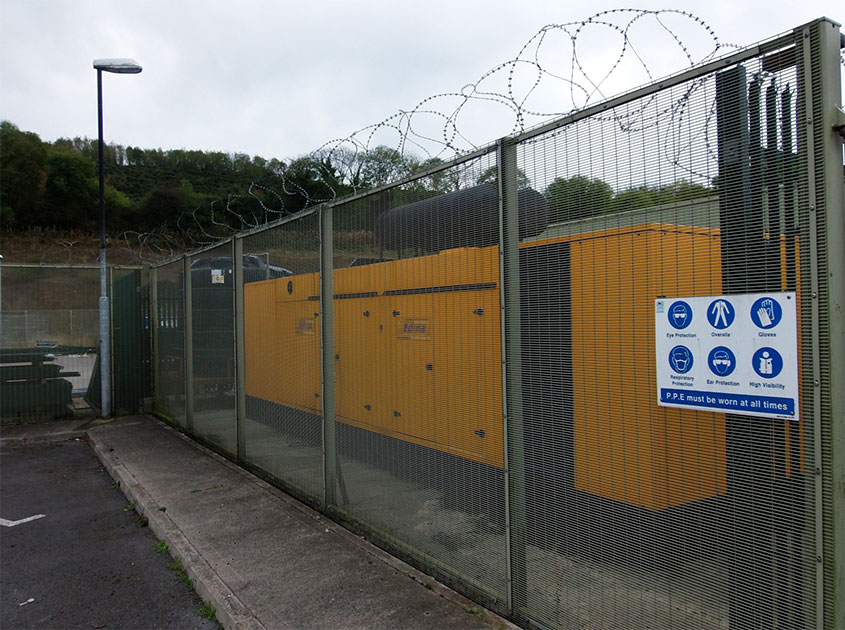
86, 427, 264, 630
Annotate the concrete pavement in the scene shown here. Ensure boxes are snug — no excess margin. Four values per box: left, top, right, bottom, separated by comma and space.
1, 415, 513, 630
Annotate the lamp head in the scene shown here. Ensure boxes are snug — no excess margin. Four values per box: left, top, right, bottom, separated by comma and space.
93, 58, 142, 74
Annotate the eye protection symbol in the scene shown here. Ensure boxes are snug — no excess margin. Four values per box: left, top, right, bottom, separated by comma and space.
668, 301, 693, 329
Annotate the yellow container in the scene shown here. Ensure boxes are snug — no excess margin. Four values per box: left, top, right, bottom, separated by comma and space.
245, 224, 727, 509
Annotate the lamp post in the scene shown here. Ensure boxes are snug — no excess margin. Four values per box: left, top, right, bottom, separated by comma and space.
93, 58, 142, 417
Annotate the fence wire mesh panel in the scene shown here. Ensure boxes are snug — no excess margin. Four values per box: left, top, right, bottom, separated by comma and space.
189, 243, 237, 455
328, 152, 514, 604
509, 28, 817, 630
154, 260, 186, 428
1, 265, 99, 423
241, 214, 325, 502
112, 267, 151, 415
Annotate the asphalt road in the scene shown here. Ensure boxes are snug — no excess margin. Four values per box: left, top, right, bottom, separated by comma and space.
0, 438, 218, 629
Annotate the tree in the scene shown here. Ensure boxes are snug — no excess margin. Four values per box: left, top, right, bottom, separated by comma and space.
40, 150, 98, 229
611, 180, 713, 214
476, 165, 530, 189
0, 121, 48, 227
544, 175, 614, 222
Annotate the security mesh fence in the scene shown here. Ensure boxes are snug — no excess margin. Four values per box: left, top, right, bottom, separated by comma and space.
241, 215, 324, 501
154, 259, 187, 428
329, 151, 512, 603
509, 33, 812, 630
1, 265, 100, 422
112, 267, 151, 415
1, 264, 150, 422
190, 242, 237, 455
148, 19, 843, 630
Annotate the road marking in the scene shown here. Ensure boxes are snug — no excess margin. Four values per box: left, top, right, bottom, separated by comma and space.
0, 514, 46, 527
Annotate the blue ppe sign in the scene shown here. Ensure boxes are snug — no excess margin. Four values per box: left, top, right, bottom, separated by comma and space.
655, 292, 799, 421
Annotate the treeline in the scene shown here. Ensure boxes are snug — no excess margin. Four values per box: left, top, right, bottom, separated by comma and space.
1, 120, 714, 239
0, 121, 459, 236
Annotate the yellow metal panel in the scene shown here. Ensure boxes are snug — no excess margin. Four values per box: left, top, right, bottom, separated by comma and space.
275, 271, 319, 303
433, 287, 503, 467
334, 259, 393, 296
334, 295, 387, 429
244, 280, 278, 402
383, 293, 437, 443
331, 249, 503, 467
275, 298, 322, 415
383, 247, 499, 292
568, 224, 726, 510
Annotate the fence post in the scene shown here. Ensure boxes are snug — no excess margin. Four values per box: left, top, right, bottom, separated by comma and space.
234, 237, 246, 463
320, 204, 337, 509
107, 265, 115, 415
151, 266, 160, 415
498, 137, 526, 616
802, 19, 845, 629
183, 255, 194, 433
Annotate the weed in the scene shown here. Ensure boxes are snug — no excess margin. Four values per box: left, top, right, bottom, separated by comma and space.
168, 557, 194, 589
154, 540, 169, 554
111, 481, 120, 489
158, 506, 167, 512
465, 608, 485, 618
190, 489, 201, 494
196, 602, 217, 622
123, 502, 135, 512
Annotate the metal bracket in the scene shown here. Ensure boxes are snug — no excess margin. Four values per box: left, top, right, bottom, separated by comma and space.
832, 106, 845, 141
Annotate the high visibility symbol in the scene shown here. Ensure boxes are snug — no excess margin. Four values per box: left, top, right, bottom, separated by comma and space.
707, 299, 735, 329
752, 347, 783, 378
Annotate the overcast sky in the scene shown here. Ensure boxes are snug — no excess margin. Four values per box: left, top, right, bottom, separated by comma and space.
0, 0, 840, 163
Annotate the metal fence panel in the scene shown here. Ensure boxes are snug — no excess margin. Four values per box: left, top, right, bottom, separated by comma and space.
510, 26, 816, 630
154, 259, 187, 428
1, 265, 100, 422
112, 267, 151, 414
241, 214, 325, 503
326, 152, 512, 605
189, 243, 237, 455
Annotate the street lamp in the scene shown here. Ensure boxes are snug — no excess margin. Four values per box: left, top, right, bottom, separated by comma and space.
94, 58, 142, 417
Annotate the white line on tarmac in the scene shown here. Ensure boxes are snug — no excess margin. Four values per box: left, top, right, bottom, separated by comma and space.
0, 514, 46, 527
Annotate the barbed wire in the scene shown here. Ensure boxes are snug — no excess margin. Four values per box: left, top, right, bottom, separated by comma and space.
36, 9, 833, 264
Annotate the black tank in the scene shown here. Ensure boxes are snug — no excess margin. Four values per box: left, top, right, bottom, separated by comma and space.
375, 183, 548, 252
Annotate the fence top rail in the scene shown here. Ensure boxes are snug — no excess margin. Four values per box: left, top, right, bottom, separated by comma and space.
0, 263, 144, 270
